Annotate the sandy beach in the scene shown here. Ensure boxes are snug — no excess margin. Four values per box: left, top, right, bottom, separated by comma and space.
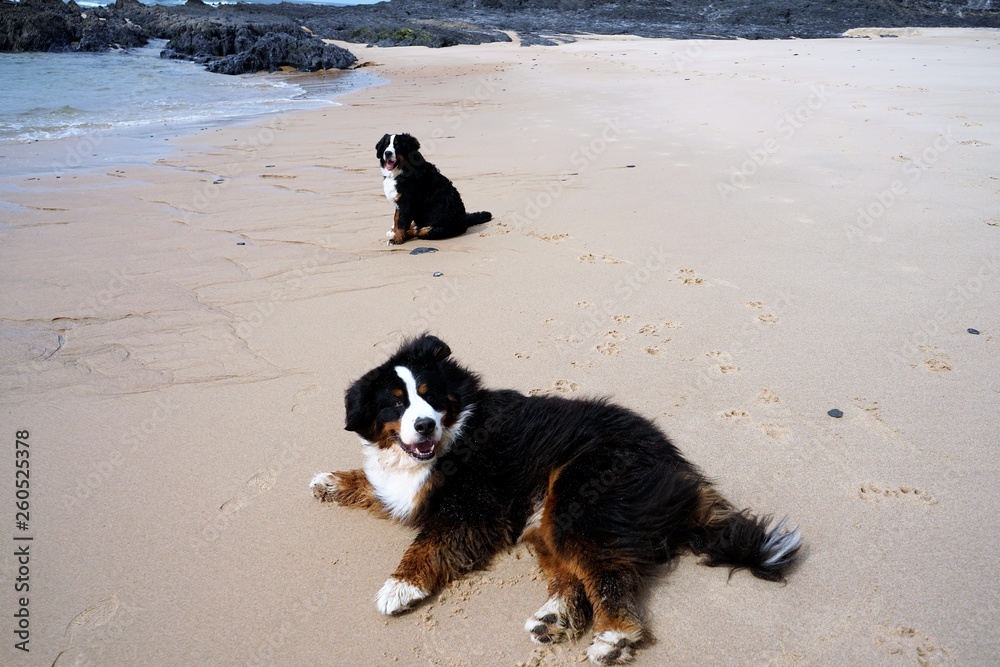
1, 28, 998, 666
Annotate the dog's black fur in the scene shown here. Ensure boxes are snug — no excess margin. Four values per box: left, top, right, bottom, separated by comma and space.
376, 133, 491, 245
314, 334, 802, 665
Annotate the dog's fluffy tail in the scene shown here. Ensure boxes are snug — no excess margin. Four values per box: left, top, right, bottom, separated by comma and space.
465, 211, 492, 226
688, 485, 802, 582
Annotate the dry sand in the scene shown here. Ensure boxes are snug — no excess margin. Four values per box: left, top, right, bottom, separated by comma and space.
1, 28, 998, 666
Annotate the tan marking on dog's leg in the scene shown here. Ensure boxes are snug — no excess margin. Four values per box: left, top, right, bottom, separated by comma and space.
310, 470, 389, 517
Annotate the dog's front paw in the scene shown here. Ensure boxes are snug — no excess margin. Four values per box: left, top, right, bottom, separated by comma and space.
524, 595, 576, 645
586, 629, 642, 665
375, 577, 428, 616
310, 472, 340, 501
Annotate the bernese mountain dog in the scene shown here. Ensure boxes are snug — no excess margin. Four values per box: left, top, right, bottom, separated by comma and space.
376, 133, 492, 245
311, 335, 802, 665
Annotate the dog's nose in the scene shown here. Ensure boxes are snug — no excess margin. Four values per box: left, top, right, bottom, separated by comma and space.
414, 417, 436, 437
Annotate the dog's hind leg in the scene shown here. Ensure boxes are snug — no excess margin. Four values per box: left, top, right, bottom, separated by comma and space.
581, 562, 644, 665
521, 529, 592, 645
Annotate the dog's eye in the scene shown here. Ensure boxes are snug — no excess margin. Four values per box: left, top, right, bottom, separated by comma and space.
393, 400, 404, 409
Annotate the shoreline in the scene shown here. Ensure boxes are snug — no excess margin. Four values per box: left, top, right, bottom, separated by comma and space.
1, 28, 998, 667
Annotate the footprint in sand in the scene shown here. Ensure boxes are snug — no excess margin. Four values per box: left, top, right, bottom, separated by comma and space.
747, 301, 764, 309
880, 626, 954, 665
613, 314, 631, 324
721, 409, 752, 423
67, 596, 120, 642
596, 342, 620, 356
600, 330, 627, 340
524, 231, 569, 243
528, 379, 580, 396
644, 346, 663, 355
959, 139, 990, 147
758, 388, 780, 403
757, 423, 790, 439
576, 300, 595, 309
985, 219, 999, 227
923, 358, 953, 373
219, 470, 276, 514
677, 268, 704, 285
718, 364, 741, 375
579, 253, 624, 264
758, 313, 779, 324
859, 483, 936, 505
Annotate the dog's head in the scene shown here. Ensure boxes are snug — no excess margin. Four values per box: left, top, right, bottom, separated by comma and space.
344, 334, 478, 463
376, 133, 421, 176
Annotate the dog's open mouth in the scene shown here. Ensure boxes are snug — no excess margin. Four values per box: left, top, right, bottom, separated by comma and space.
385, 158, 397, 171
400, 438, 436, 461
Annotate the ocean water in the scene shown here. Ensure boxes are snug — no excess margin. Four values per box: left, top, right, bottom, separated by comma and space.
0, 39, 376, 146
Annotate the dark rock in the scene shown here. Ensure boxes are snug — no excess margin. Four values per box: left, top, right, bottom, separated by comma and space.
409, 247, 438, 255
78, 17, 149, 51
204, 31, 356, 74
968, 328, 980, 335
0, 0, 80, 52
3, 0, 999, 77
828, 409, 844, 419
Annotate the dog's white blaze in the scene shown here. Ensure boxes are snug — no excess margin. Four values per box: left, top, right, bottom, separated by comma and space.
381, 133, 401, 196
375, 577, 428, 615
395, 365, 444, 446
363, 444, 434, 521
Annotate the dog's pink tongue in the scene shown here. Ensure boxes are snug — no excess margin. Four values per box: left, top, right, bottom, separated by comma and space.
386, 160, 396, 170
416, 440, 434, 454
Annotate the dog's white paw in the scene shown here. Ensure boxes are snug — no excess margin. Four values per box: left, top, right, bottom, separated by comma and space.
375, 577, 428, 616
310, 472, 339, 501
586, 629, 642, 665
524, 595, 575, 645
386, 230, 394, 238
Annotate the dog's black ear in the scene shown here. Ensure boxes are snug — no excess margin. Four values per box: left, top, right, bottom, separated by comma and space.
410, 334, 451, 362
344, 374, 377, 435
376, 133, 391, 157
397, 133, 421, 153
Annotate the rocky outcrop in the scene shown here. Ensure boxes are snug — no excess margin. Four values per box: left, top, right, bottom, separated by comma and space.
2, 0, 999, 75
204, 32, 356, 74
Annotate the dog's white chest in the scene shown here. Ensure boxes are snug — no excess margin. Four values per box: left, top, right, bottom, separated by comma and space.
383, 174, 399, 204
363, 445, 432, 522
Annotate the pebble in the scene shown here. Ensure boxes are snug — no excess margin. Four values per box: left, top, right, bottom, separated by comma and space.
236, 242, 246, 246
828, 408, 843, 419
968, 328, 980, 335
433, 272, 443, 277
410, 246, 438, 255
